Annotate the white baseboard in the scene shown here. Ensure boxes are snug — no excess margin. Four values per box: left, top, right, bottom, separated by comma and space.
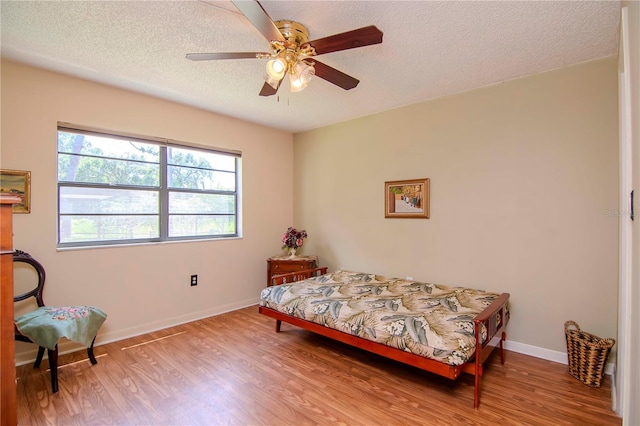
505, 340, 616, 375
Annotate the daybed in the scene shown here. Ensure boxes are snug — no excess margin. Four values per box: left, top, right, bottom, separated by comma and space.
258, 268, 510, 408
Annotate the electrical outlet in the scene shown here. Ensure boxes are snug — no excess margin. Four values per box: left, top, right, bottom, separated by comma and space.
191, 275, 198, 286
406, 276, 414, 281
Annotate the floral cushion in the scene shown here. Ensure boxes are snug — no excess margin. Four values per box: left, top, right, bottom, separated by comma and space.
15, 306, 107, 350
260, 270, 503, 366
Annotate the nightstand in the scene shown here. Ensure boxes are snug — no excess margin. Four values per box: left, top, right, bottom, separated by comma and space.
267, 254, 318, 286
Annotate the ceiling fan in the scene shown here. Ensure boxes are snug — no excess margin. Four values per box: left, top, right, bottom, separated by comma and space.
186, 0, 383, 96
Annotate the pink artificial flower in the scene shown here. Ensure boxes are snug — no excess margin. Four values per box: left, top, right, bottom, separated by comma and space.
281, 226, 308, 249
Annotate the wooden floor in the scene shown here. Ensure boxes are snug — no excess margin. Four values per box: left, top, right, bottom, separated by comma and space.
16, 306, 620, 425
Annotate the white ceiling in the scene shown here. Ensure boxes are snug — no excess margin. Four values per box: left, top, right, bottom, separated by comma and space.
1, 1, 620, 133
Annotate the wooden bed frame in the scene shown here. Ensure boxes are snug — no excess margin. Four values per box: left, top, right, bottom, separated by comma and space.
258, 267, 510, 408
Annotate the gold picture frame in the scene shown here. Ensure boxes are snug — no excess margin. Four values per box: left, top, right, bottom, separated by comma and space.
385, 178, 429, 219
0, 169, 31, 213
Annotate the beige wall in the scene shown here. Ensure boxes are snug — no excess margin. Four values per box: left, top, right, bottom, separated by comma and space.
294, 58, 619, 354
1, 60, 293, 362
0, 56, 620, 365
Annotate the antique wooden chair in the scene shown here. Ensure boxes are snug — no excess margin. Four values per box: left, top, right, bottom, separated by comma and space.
13, 250, 106, 393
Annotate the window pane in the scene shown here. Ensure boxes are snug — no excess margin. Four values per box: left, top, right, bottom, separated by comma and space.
59, 215, 159, 243
167, 166, 235, 191
58, 154, 160, 186
169, 192, 236, 214
169, 215, 235, 237
60, 187, 158, 214
58, 131, 159, 186
58, 132, 159, 162
168, 147, 235, 172
168, 192, 234, 215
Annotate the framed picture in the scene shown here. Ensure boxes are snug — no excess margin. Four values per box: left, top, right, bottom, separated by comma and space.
385, 178, 429, 219
0, 169, 31, 213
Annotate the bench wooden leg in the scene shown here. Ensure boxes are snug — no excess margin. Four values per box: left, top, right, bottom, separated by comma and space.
275, 319, 282, 333
474, 363, 483, 409
500, 331, 507, 364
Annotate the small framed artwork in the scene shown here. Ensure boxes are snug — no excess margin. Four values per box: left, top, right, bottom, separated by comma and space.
0, 169, 31, 213
385, 178, 429, 219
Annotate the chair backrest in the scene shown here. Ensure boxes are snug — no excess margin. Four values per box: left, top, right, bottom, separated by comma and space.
13, 250, 46, 307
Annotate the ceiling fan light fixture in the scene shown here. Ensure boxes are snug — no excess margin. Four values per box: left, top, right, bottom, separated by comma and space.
289, 61, 315, 93
266, 57, 287, 79
264, 74, 282, 90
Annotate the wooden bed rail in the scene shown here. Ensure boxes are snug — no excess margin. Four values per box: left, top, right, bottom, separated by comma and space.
270, 267, 328, 286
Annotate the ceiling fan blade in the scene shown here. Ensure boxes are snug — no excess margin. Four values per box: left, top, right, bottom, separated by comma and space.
312, 60, 359, 90
259, 77, 284, 97
302, 26, 383, 56
231, 0, 285, 43
186, 52, 270, 61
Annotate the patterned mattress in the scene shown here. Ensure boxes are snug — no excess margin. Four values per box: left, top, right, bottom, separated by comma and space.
259, 270, 504, 366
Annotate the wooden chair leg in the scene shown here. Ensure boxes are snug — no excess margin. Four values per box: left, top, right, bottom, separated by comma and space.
48, 345, 59, 393
87, 337, 98, 365
33, 346, 45, 368
275, 319, 282, 333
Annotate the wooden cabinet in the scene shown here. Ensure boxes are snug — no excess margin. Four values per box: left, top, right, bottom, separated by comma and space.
1, 196, 20, 426
267, 255, 318, 286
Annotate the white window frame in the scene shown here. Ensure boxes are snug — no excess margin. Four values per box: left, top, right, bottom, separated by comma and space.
57, 123, 241, 248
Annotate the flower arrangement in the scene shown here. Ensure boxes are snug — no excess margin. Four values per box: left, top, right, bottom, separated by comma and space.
281, 226, 307, 251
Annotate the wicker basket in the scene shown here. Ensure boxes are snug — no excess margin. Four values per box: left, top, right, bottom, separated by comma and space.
564, 321, 615, 387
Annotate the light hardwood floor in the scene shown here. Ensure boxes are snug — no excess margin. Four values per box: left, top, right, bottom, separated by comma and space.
16, 306, 620, 425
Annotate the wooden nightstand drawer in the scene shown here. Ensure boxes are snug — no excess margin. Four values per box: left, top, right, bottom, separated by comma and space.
267, 255, 318, 286
271, 262, 307, 273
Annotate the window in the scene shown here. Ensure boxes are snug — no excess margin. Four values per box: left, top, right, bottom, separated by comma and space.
57, 125, 240, 247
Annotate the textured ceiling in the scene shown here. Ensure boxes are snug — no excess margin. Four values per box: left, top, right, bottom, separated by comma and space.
1, 1, 620, 133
